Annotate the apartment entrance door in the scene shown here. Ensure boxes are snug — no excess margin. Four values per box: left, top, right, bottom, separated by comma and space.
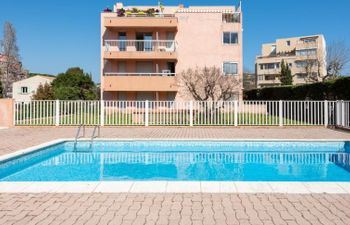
136, 33, 153, 51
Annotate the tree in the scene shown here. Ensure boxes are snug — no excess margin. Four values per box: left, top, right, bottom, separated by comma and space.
279, 60, 293, 85
32, 83, 54, 100
299, 47, 326, 83
177, 66, 240, 102
51, 67, 97, 100
0, 79, 2, 97
324, 41, 350, 81
0, 21, 27, 97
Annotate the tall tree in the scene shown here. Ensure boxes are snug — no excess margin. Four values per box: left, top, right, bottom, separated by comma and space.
325, 41, 350, 80
32, 83, 54, 100
0, 22, 27, 97
51, 67, 97, 100
0, 79, 2, 97
279, 60, 293, 85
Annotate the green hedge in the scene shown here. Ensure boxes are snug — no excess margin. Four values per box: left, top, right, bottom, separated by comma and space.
244, 77, 350, 100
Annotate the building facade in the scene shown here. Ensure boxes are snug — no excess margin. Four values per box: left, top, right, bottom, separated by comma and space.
101, 2, 243, 101
12, 75, 55, 101
256, 35, 326, 88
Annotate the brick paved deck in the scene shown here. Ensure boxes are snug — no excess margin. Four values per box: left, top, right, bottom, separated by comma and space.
0, 193, 350, 225
0, 127, 349, 224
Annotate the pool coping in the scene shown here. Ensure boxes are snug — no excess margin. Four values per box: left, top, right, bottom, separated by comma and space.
1, 138, 350, 194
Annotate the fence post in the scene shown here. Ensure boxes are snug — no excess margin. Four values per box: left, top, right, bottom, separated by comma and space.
189, 101, 193, 127
100, 100, 105, 126
279, 100, 283, 127
234, 100, 238, 127
342, 100, 345, 127
55, 100, 60, 126
145, 100, 149, 127
324, 100, 328, 128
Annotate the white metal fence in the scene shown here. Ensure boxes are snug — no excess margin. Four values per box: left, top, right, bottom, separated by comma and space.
13, 100, 350, 127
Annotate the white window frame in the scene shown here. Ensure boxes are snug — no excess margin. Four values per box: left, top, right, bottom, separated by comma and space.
222, 62, 239, 76
222, 32, 239, 45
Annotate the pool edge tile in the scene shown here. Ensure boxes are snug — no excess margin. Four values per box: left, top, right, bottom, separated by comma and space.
94, 181, 133, 193
166, 181, 201, 193
130, 181, 167, 193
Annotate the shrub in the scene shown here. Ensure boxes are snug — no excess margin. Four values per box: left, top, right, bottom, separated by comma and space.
244, 77, 350, 100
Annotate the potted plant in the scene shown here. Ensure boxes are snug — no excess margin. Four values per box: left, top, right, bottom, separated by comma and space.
146, 8, 156, 16
117, 8, 125, 17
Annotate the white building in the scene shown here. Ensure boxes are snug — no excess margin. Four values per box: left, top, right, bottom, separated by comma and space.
12, 75, 55, 101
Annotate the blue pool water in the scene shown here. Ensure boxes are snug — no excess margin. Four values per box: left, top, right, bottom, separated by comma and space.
0, 141, 350, 182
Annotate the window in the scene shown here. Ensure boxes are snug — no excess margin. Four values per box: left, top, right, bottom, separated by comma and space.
296, 48, 317, 56
223, 62, 238, 75
258, 75, 264, 81
21, 87, 28, 94
266, 63, 275, 69
118, 32, 127, 51
296, 73, 307, 79
287, 40, 291, 46
303, 38, 316, 43
260, 64, 263, 70
288, 63, 293, 67
223, 32, 238, 44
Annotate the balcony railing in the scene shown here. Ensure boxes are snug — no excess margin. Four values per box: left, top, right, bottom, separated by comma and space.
222, 13, 241, 23
104, 40, 176, 52
104, 72, 176, 76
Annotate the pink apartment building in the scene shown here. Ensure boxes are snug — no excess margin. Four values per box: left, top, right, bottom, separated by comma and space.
101, 2, 243, 101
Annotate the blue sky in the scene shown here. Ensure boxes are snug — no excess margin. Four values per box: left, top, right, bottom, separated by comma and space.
1, 0, 349, 82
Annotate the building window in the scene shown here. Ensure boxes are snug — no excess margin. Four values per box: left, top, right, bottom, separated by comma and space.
288, 63, 293, 67
303, 38, 317, 43
296, 73, 307, 79
21, 87, 28, 94
223, 62, 238, 75
287, 40, 291, 46
296, 48, 317, 56
223, 32, 238, 44
258, 75, 264, 81
260, 64, 263, 70
118, 32, 127, 51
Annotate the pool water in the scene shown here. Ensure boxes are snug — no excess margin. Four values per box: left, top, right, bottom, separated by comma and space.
1, 141, 350, 182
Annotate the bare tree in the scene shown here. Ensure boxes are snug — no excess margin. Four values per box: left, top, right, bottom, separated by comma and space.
300, 48, 326, 83
0, 21, 27, 98
177, 66, 241, 102
324, 41, 350, 80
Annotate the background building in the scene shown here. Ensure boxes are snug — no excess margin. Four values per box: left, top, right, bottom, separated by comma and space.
243, 72, 257, 90
12, 75, 55, 101
256, 35, 326, 88
101, 2, 243, 101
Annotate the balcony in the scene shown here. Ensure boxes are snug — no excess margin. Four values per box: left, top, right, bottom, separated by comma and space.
104, 72, 176, 77
296, 40, 318, 50
104, 14, 178, 28
104, 40, 177, 60
103, 73, 177, 92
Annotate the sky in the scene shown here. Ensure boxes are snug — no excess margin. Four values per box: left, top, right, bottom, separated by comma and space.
1, 0, 349, 82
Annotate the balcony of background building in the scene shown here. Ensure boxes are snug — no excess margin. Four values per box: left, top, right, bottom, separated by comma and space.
296, 39, 319, 50
104, 40, 177, 59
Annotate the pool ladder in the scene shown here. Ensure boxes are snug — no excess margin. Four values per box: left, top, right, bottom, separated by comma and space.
74, 124, 100, 150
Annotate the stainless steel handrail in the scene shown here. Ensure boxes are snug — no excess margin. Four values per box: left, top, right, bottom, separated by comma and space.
74, 124, 85, 150
89, 125, 101, 148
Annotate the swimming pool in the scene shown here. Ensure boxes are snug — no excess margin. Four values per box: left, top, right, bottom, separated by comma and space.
1, 140, 350, 182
